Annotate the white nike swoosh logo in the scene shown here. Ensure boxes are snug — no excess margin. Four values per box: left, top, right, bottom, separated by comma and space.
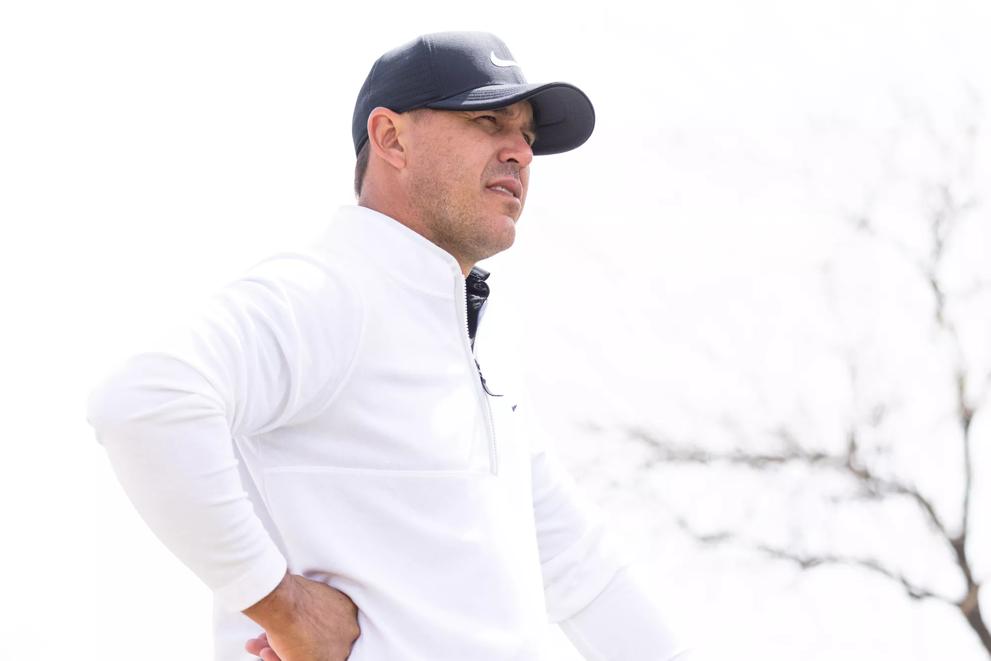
489, 51, 520, 68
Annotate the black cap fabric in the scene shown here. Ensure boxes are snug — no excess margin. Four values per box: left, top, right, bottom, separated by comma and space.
352, 32, 595, 156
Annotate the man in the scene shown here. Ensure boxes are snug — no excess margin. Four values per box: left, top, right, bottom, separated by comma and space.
87, 32, 689, 661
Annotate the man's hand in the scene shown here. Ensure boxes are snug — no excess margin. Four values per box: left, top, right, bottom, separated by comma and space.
242, 572, 360, 661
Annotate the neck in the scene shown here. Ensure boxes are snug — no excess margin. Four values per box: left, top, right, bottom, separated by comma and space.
356, 198, 473, 277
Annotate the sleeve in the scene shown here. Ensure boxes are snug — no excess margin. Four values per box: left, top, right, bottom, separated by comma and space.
85, 255, 363, 612
559, 565, 693, 661
525, 409, 691, 660
529, 443, 630, 622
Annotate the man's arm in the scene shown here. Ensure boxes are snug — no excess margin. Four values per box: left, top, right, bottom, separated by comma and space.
89, 346, 289, 610
559, 564, 693, 661
529, 436, 691, 660
86, 256, 364, 655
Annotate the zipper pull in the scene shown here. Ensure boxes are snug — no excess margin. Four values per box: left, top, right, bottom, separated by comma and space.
475, 358, 503, 397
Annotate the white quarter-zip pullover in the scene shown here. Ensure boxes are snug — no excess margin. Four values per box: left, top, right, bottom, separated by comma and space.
87, 205, 689, 660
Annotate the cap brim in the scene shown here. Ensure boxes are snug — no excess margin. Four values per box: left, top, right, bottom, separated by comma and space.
425, 82, 595, 155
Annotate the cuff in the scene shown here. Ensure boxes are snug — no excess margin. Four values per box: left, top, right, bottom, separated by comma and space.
212, 543, 288, 612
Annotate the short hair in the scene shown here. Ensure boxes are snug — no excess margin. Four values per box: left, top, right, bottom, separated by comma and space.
354, 141, 370, 198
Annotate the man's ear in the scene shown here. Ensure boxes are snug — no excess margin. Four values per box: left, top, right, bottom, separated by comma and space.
367, 107, 409, 170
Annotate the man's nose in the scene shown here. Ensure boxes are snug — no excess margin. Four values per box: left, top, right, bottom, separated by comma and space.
500, 133, 534, 169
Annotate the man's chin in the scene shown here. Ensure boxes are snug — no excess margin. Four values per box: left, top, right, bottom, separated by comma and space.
497, 214, 518, 243
478, 222, 516, 260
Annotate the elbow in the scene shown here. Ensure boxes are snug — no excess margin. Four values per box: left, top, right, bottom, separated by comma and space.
86, 353, 229, 444
86, 362, 139, 443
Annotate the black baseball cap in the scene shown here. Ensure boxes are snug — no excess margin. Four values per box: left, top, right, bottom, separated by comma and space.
352, 31, 595, 157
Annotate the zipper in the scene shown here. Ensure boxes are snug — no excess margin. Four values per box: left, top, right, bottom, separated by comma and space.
458, 274, 498, 475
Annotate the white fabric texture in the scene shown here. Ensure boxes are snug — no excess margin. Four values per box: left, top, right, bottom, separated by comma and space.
561, 565, 693, 660
86, 205, 684, 660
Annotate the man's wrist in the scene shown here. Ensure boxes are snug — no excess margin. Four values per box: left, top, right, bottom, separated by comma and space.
242, 571, 297, 630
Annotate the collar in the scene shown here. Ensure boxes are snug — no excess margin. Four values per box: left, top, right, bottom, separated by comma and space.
319, 205, 468, 299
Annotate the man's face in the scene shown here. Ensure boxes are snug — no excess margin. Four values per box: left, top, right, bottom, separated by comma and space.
402, 100, 536, 269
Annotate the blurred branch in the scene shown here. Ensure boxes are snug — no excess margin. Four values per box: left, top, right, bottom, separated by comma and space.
671, 516, 956, 605
627, 92, 990, 656
911, 137, 980, 594
845, 103, 985, 632
630, 423, 954, 542
758, 546, 953, 604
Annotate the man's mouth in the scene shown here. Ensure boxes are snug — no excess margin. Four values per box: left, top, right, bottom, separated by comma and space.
485, 178, 522, 200
488, 185, 515, 198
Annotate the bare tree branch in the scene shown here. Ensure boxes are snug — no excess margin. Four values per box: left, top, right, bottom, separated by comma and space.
912, 154, 980, 588
630, 424, 955, 544
671, 516, 957, 606
625, 93, 990, 656
756, 546, 955, 605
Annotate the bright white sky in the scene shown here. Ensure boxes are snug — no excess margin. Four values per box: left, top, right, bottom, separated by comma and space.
2, 1, 989, 659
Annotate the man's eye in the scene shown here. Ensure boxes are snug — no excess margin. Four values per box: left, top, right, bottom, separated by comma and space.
523, 133, 534, 146
476, 115, 497, 123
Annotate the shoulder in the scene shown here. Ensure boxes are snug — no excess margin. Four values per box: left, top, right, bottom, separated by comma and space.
223, 250, 366, 326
